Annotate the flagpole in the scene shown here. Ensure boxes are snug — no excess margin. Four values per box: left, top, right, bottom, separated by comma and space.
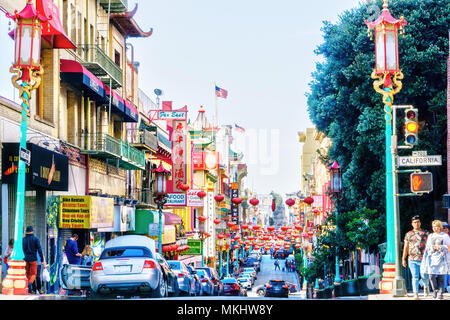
214, 82, 218, 128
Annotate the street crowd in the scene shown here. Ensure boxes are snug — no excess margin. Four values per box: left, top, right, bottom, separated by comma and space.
402, 217, 450, 299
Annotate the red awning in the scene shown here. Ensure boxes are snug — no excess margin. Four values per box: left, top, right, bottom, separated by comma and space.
37, 0, 76, 49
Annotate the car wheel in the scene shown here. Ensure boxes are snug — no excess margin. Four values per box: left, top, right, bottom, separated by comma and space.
152, 276, 167, 298
257, 289, 265, 297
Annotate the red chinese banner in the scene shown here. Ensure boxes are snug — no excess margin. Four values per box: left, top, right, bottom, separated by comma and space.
172, 120, 186, 192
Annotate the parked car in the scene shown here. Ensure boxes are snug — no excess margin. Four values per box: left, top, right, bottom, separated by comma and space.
241, 267, 257, 279
194, 269, 214, 296
167, 260, 196, 296
244, 257, 260, 271
264, 280, 290, 298
240, 272, 255, 285
196, 267, 223, 295
236, 274, 253, 289
88, 235, 167, 298
186, 265, 203, 296
155, 253, 179, 297
222, 277, 247, 296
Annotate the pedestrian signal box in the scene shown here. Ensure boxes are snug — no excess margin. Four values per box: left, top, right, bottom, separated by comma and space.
410, 172, 433, 193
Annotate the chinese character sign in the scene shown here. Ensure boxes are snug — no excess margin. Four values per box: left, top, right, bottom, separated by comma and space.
172, 120, 187, 192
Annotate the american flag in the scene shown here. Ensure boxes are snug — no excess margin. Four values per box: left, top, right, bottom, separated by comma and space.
234, 124, 245, 133
215, 86, 228, 99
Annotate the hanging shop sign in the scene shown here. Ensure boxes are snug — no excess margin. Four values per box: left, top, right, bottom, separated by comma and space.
186, 189, 204, 207
171, 120, 187, 192
2, 143, 69, 191
230, 183, 239, 224
165, 193, 187, 206
158, 110, 187, 120
180, 239, 202, 255
163, 225, 176, 244
59, 196, 114, 229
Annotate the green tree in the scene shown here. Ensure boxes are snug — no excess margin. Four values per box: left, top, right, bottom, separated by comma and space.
307, 0, 449, 242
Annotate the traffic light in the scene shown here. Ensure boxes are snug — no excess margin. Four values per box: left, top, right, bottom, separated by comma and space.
404, 108, 418, 146
410, 172, 433, 193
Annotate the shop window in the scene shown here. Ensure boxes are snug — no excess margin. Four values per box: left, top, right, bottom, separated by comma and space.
114, 50, 121, 67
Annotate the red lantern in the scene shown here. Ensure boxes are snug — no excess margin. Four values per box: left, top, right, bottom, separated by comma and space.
233, 245, 240, 249
226, 221, 234, 228
303, 197, 314, 205
271, 199, 276, 212
295, 225, 303, 231
214, 194, 224, 202
285, 198, 295, 207
217, 233, 225, 240
267, 226, 275, 232
197, 216, 207, 222
197, 190, 207, 199
179, 183, 190, 192
313, 209, 320, 215
241, 224, 249, 230
213, 219, 221, 225
281, 226, 288, 232
249, 198, 259, 206
232, 197, 242, 205
295, 244, 301, 249
252, 225, 260, 231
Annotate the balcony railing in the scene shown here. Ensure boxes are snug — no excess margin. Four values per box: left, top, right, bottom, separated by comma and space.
80, 44, 123, 88
80, 133, 145, 170
129, 129, 158, 152
132, 188, 157, 207
99, 0, 128, 13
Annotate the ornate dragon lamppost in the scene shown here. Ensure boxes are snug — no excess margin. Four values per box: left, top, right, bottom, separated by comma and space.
153, 163, 171, 255
365, 0, 407, 296
2, 0, 46, 295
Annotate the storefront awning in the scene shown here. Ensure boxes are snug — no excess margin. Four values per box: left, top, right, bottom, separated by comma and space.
60, 59, 105, 101
123, 100, 139, 123
104, 87, 125, 115
164, 212, 182, 225
37, 0, 77, 49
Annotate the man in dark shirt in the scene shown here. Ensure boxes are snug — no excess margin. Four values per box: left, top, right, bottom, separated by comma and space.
64, 234, 82, 265
22, 226, 46, 294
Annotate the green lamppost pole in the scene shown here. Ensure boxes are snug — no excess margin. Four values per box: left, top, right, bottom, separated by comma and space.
328, 161, 342, 284
365, 0, 407, 295
2, 0, 46, 295
153, 163, 170, 255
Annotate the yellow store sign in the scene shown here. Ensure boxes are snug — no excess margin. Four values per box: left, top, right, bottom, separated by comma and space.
59, 196, 114, 229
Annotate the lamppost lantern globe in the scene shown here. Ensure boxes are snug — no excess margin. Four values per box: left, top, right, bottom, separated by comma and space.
9, 0, 48, 82
328, 161, 342, 194
152, 163, 171, 197
365, 0, 407, 80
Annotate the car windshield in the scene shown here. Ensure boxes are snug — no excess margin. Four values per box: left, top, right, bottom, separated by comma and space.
197, 268, 212, 277
167, 261, 181, 270
100, 246, 153, 259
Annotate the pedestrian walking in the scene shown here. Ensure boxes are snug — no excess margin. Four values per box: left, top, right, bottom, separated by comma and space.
421, 220, 450, 300
402, 215, 429, 299
32, 254, 43, 294
274, 258, 280, 271
22, 226, 46, 294
3, 239, 14, 271
64, 234, 82, 265
443, 222, 450, 292
81, 245, 94, 266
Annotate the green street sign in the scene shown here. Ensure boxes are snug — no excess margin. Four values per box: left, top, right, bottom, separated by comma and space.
180, 239, 202, 255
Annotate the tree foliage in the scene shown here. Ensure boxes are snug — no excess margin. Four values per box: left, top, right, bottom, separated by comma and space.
307, 0, 450, 241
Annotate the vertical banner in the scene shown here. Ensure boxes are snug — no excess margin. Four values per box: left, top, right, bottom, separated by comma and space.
231, 183, 239, 224
172, 120, 187, 192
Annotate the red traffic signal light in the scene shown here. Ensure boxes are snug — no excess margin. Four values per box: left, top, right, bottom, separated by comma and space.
410, 172, 433, 193
405, 108, 418, 146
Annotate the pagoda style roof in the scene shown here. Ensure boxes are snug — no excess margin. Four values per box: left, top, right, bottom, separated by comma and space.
110, 3, 153, 38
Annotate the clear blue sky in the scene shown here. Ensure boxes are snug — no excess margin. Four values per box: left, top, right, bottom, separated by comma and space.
0, 0, 364, 197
